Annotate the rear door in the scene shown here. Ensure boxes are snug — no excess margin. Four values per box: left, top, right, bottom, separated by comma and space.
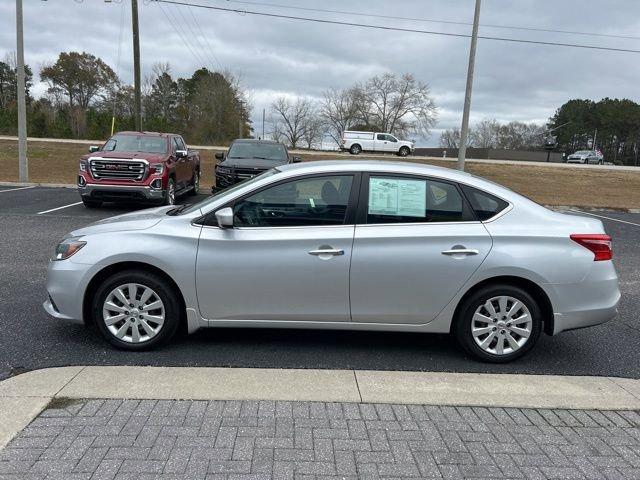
350, 173, 492, 324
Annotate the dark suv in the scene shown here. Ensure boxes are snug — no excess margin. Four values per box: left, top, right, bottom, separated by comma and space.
213, 139, 300, 191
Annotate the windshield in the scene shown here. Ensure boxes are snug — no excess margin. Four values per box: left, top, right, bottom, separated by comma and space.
176, 169, 279, 215
227, 142, 288, 161
574, 150, 592, 155
102, 135, 168, 154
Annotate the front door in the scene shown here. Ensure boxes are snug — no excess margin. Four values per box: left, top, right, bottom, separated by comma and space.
350, 174, 492, 324
196, 174, 357, 322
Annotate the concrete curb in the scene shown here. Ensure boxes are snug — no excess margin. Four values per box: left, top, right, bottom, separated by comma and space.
1, 366, 639, 449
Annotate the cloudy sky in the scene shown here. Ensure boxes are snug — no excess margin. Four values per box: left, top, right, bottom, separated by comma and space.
1, 0, 640, 145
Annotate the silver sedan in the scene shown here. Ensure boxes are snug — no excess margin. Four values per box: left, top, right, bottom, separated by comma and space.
44, 161, 620, 362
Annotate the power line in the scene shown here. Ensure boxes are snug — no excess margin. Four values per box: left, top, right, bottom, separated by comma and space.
157, 1, 209, 68
185, 4, 225, 71
217, 0, 640, 42
152, 0, 640, 54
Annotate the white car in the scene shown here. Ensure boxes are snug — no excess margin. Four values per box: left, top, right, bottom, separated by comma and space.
341, 131, 415, 157
566, 150, 603, 165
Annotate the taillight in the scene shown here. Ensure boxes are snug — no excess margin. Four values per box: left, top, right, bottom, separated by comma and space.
570, 234, 612, 261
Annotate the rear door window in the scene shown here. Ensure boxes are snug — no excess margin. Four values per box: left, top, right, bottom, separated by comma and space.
365, 175, 473, 224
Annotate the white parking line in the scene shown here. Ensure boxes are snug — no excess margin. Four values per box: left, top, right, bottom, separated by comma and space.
571, 209, 640, 227
0, 185, 36, 193
37, 201, 83, 215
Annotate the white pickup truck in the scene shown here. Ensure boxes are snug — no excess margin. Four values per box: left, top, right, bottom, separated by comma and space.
340, 131, 415, 157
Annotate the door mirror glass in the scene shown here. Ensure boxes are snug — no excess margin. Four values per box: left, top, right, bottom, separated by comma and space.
215, 207, 234, 228
89, 145, 100, 153
215, 152, 224, 160
291, 156, 302, 163
175, 149, 188, 158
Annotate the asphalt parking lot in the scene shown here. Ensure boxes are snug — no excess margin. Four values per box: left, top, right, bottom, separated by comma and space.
1, 185, 639, 381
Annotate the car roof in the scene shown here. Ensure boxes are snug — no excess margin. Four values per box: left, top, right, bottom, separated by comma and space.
276, 159, 520, 198
231, 138, 284, 145
115, 131, 176, 137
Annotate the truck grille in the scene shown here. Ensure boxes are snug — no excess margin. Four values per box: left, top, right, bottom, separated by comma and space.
90, 159, 147, 181
233, 167, 267, 179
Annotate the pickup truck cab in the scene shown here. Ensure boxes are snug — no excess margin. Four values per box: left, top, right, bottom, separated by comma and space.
340, 131, 415, 157
213, 139, 300, 191
77, 131, 200, 207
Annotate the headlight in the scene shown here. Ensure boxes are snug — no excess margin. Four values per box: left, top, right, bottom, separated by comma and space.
152, 163, 164, 175
216, 166, 231, 174
79, 160, 87, 172
52, 238, 86, 261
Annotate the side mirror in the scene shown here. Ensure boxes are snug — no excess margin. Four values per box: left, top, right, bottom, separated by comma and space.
291, 156, 302, 163
215, 207, 234, 228
89, 146, 100, 153
215, 152, 224, 160
175, 149, 188, 158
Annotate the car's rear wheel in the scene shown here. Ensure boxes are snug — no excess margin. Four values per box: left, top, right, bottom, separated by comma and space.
92, 270, 181, 350
188, 170, 200, 196
349, 144, 362, 155
82, 198, 102, 208
454, 284, 542, 363
398, 146, 410, 157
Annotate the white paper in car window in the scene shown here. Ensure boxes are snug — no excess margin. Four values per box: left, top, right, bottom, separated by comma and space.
368, 178, 426, 217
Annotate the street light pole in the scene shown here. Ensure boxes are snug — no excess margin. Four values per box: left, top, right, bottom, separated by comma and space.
16, 0, 28, 182
131, 0, 142, 131
457, 0, 481, 171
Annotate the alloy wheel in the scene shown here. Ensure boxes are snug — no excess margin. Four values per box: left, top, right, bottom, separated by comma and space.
471, 296, 532, 356
102, 283, 165, 344
167, 180, 176, 205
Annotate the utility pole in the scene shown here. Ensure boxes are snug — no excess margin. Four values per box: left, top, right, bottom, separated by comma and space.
457, 0, 481, 171
131, 0, 142, 131
16, 0, 28, 182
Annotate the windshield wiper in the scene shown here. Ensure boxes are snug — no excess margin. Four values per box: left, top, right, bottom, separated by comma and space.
166, 204, 190, 216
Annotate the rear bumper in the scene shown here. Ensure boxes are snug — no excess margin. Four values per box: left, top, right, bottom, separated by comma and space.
78, 183, 165, 202
544, 261, 620, 334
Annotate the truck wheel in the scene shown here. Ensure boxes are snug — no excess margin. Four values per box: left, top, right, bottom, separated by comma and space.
163, 178, 176, 205
398, 146, 410, 157
91, 269, 181, 350
82, 198, 102, 208
454, 284, 542, 363
349, 144, 362, 155
188, 170, 200, 196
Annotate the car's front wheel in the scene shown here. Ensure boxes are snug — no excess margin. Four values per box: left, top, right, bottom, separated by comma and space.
188, 170, 200, 196
454, 284, 542, 363
92, 270, 181, 350
163, 178, 176, 205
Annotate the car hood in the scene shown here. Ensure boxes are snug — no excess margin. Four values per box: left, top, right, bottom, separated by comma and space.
82, 151, 167, 162
220, 158, 287, 169
68, 206, 173, 237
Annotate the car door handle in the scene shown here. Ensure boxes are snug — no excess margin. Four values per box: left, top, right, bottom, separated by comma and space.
308, 249, 344, 256
441, 248, 479, 256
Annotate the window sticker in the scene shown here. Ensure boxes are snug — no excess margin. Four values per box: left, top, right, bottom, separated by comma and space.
368, 178, 426, 218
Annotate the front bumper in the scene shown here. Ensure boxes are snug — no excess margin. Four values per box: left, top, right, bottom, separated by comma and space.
214, 169, 266, 189
43, 258, 96, 325
78, 183, 165, 202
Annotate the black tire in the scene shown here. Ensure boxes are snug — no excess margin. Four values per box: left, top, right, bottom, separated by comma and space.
398, 146, 410, 157
82, 198, 102, 208
163, 177, 176, 205
91, 270, 181, 351
349, 144, 362, 155
188, 170, 200, 196
454, 284, 542, 363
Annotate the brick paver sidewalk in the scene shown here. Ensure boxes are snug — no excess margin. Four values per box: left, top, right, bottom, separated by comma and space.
0, 399, 639, 479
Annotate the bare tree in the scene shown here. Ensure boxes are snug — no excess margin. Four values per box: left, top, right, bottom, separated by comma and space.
357, 73, 437, 138
270, 96, 313, 149
439, 127, 471, 148
319, 87, 359, 147
470, 118, 499, 148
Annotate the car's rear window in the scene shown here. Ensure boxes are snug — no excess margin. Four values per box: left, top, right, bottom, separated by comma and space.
461, 185, 510, 221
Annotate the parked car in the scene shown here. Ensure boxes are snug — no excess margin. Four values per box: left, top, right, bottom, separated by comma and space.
45, 160, 619, 362
77, 131, 200, 208
566, 150, 603, 165
340, 131, 415, 156
213, 139, 299, 192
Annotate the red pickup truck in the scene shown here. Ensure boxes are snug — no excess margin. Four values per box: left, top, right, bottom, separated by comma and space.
77, 131, 200, 208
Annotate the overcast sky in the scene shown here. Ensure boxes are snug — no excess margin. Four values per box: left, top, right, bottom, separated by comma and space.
1, 0, 639, 145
